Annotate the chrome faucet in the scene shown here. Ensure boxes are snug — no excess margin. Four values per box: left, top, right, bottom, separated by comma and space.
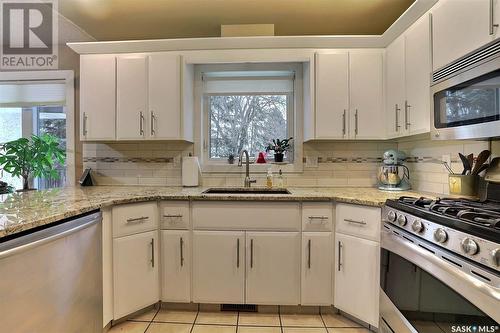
238, 150, 257, 187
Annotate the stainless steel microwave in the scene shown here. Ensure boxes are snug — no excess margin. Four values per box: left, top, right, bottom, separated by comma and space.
431, 41, 500, 140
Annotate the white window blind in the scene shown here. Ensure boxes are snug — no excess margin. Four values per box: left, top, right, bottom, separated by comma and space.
202, 71, 294, 94
0, 80, 66, 107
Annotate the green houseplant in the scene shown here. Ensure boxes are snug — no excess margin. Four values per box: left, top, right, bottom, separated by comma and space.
265, 137, 293, 163
0, 134, 66, 191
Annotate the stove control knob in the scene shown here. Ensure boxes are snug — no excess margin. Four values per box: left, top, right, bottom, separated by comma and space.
434, 228, 448, 243
387, 210, 397, 222
397, 214, 407, 226
461, 238, 479, 255
411, 220, 424, 233
491, 249, 500, 267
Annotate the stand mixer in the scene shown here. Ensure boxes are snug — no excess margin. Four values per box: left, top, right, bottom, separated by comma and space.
378, 150, 411, 191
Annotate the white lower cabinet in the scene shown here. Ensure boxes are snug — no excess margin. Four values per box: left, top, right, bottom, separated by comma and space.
334, 232, 379, 327
161, 230, 190, 302
113, 230, 159, 319
192, 231, 245, 304
246, 232, 301, 305
301, 232, 333, 305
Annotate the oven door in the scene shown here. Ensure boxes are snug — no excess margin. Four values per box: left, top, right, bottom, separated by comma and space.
379, 226, 500, 333
431, 55, 500, 140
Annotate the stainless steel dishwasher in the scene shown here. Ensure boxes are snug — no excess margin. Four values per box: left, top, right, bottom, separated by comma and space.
0, 211, 103, 333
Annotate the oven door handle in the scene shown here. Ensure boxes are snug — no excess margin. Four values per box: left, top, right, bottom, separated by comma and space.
381, 227, 500, 323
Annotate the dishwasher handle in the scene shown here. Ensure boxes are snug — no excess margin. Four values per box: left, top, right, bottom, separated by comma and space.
0, 212, 101, 260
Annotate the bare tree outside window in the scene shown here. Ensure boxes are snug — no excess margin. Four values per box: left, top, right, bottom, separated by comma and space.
208, 94, 289, 159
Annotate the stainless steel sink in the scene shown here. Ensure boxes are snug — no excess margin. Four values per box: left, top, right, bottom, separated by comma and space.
202, 187, 291, 195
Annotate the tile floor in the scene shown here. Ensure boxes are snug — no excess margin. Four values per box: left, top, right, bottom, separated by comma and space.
109, 308, 371, 333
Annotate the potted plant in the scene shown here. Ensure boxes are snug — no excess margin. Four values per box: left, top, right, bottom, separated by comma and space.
266, 137, 293, 163
0, 134, 66, 191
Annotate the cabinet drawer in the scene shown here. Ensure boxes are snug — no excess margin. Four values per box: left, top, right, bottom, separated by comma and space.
336, 203, 381, 242
160, 201, 189, 229
113, 202, 158, 238
302, 202, 333, 231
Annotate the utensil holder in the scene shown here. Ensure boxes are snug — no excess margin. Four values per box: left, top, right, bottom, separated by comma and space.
449, 174, 479, 197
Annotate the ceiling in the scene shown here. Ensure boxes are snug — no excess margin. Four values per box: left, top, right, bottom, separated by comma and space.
59, 0, 416, 41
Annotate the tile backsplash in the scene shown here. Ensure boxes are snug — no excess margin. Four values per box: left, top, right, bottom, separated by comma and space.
83, 135, 495, 195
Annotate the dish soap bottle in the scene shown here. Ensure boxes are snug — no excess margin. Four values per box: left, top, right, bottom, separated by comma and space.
276, 169, 284, 188
266, 168, 273, 188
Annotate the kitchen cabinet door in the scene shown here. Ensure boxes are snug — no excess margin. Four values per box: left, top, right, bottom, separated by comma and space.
148, 53, 182, 139
315, 52, 349, 139
405, 14, 431, 136
80, 54, 116, 141
116, 55, 148, 140
113, 230, 159, 319
432, 0, 496, 71
301, 232, 333, 306
192, 231, 245, 304
246, 232, 300, 305
334, 233, 379, 327
385, 35, 406, 138
349, 51, 385, 140
161, 230, 191, 303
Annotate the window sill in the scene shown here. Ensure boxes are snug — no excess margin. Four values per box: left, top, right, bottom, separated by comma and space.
201, 161, 303, 174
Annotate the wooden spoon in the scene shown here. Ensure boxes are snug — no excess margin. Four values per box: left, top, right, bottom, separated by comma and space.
471, 150, 491, 175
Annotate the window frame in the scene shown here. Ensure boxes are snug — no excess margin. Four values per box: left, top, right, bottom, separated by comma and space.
193, 62, 304, 175
203, 91, 294, 164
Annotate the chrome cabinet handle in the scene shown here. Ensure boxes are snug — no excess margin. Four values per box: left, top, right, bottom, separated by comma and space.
354, 109, 359, 136
308, 215, 328, 220
395, 104, 401, 132
342, 109, 346, 136
150, 238, 155, 267
139, 111, 144, 136
180, 237, 184, 267
404, 101, 411, 130
150, 111, 156, 136
491, 0, 499, 35
307, 239, 312, 269
82, 112, 88, 136
163, 214, 183, 218
237, 238, 240, 268
250, 239, 254, 269
338, 241, 343, 271
344, 218, 367, 225
126, 216, 149, 223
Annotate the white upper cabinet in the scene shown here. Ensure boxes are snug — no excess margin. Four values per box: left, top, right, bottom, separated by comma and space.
80, 54, 116, 141
148, 53, 190, 140
312, 50, 384, 140
385, 35, 406, 138
116, 55, 149, 140
385, 14, 431, 139
79, 52, 193, 142
349, 51, 385, 140
432, 0, 499, 70
405, 14, 431, 136
314, 52, 349, 139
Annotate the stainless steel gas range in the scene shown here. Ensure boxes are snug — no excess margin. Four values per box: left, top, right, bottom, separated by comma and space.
379, 192, 500, 333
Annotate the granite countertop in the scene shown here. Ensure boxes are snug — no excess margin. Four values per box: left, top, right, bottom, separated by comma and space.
0, 186, 437, 239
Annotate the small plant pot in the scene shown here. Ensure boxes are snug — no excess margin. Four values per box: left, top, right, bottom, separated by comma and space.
228, 156, 235, 164
449, 174, 479, 197
274, 153, 284, 163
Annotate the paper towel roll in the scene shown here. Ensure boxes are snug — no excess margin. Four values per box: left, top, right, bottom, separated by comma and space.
182, 156, 200, 187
